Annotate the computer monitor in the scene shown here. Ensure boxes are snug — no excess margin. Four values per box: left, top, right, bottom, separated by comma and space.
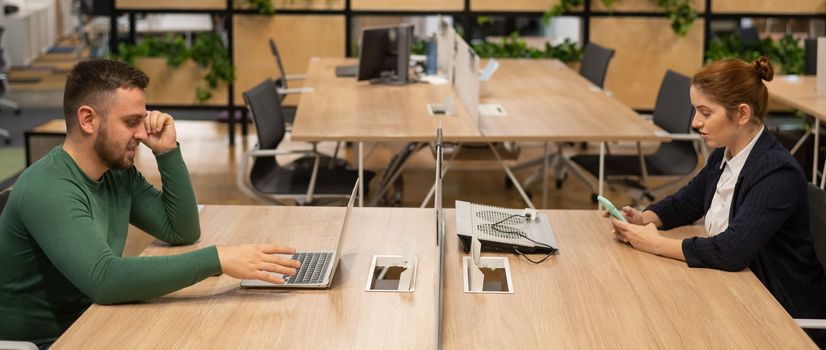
357, 24, 414, 85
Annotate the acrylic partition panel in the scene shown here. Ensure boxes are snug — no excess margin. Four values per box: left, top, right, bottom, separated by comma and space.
453, 36, 480, 128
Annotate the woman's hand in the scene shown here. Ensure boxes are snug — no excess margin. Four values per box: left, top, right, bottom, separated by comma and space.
611, 218, 663, 255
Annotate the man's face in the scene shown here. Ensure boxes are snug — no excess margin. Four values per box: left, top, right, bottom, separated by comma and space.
93, 88, 147, 170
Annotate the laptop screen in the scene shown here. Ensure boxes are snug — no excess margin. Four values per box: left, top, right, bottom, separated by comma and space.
333, 178, 359, 256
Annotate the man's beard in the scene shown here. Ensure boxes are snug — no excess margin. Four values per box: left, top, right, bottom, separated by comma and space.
94, 123, 138, 170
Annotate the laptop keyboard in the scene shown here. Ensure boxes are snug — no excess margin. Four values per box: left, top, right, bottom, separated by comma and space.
284, 252, 334, 285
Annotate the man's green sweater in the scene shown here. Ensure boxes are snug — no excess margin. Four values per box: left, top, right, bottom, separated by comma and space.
0, 146, 222, 345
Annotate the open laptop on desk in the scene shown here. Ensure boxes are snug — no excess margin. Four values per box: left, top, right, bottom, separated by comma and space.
240, 179, 358, 289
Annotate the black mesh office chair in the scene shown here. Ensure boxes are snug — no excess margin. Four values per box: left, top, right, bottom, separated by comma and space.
566, 70, 702, 203
579, 42, 615, 89
268, 37, 310, 126
795, 183, 826, 330
805, 39, 818, 76
236, 79, 372, 205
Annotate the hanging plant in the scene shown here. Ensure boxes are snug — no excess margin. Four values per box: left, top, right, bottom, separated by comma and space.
545, 0, 697, 37
113, 32, 235, 103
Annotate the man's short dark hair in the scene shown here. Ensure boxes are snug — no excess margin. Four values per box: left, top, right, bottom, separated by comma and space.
63, 59, 149, 129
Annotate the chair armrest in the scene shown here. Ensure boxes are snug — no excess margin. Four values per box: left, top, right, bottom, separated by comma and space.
285, 74, 306, 81
796, 318, 826, 329
0, 340, 38, 350
246, 149, 315, 157
655, 131, 702, 141
277, 87, 314, 95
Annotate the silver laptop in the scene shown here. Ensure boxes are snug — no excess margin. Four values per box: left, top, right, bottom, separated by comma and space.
240, 179, 358, 289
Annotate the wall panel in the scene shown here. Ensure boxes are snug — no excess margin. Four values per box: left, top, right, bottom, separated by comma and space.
591, 0, 705, 12
713, 0, 825, 14
233, 15, 345, 106
591, 17, 705, 110
137, 58, 229, 106
116, 0, 225, 9
353, 0, 462, 11
471, 0, 562, 12
235, 0, 344, 11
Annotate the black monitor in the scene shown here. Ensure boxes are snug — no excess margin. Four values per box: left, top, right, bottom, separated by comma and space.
357, 24, 414, 85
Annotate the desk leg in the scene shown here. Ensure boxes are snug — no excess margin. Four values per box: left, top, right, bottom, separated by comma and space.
542, 142, 549, 209
598, 142, 605, 210
359, 141, 364, 207
420, 144, 462, 208
489, 143, 535, 209
812, 118, 820, 185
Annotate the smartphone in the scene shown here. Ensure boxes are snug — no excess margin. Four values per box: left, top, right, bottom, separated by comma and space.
597, 195, 627, 223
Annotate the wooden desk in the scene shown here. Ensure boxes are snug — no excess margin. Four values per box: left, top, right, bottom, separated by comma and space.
479, 59, 662, 142
53, 206, 437, 349
767, 76, 826, 120
291, 58, 666, 207
53, 207, 815, 348
766, 76, 826, 186
442, 210, 816, 348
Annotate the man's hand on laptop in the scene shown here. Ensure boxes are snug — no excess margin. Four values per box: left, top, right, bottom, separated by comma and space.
217, 245, 302, 284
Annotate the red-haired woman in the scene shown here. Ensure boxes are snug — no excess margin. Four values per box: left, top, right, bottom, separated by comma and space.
611, 57, 826, 345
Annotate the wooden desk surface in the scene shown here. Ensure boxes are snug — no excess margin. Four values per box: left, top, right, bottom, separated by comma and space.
53, 206, 437, 349
442, 210, 815, 349
480, 59, 664, 142
291, 58, 665, 143
291, 57, 482, 142
53, 208, 811, 348
767, 75, 826, 120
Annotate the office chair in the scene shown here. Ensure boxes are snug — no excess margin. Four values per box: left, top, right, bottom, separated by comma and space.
794, 183, 826, 330
805, 38, 817, 75
565, 70, 703, 204
579, 42, 615, 90
268, 37, 310, 126
737, 26, 760, 45
0, 188, 37, 350
237, 79, 372, 205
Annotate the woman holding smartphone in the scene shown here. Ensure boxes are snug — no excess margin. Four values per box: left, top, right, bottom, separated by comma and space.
610, 57, 826, 345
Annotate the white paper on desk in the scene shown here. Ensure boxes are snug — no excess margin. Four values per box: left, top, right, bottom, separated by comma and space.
818, 37, 826, 96
420, 75, 449, 85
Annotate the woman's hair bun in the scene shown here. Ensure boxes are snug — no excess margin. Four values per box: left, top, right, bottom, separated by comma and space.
753, 56, 774, 82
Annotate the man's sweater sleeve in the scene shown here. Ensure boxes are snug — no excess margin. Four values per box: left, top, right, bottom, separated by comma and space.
129, 145, 201, 245
20, 170, 221, 305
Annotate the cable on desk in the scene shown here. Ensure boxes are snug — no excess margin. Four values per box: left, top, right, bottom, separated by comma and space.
490, 214, 558, 264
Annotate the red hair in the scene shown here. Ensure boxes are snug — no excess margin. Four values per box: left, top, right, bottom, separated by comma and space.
692, 56, 774, 124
